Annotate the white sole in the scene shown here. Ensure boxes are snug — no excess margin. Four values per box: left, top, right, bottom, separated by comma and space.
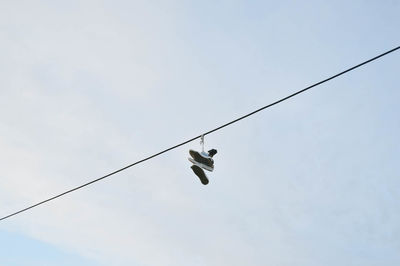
188, 157, 213, 172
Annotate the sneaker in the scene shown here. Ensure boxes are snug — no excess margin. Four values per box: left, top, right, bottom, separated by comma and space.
189, 149, 214, 171
191, 165, 209, 185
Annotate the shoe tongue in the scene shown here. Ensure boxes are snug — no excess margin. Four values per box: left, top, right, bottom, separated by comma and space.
200, 151, 209, 157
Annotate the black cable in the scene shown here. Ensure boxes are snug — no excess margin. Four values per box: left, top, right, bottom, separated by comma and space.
1, 46, 399, 222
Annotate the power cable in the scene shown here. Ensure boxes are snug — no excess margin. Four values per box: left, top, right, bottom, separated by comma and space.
1, 45, 399, 222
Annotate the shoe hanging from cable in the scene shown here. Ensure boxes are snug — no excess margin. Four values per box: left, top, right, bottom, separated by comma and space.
188, 135, 217, 185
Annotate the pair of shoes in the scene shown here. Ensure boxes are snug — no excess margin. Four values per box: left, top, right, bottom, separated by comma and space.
188, 149, 218, 185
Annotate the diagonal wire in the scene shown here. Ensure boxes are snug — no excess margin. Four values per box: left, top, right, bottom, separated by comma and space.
1, 45, 399, 222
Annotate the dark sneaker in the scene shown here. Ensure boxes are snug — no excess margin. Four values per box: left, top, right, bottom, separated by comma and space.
189, 149, 214, 171
191, 165, 209, 185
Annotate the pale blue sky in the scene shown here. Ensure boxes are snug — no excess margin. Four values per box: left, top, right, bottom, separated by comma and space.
0, 0, 399, 265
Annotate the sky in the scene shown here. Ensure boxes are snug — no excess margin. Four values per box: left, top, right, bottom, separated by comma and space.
0, 0, 399, 265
